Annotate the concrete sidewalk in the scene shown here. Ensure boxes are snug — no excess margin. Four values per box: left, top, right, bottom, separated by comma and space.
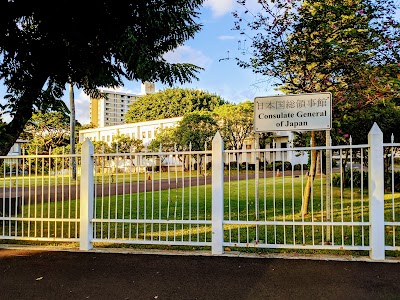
1, 247, 400, 300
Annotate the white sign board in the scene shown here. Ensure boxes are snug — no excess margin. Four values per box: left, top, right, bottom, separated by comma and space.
254, 93, 332, 132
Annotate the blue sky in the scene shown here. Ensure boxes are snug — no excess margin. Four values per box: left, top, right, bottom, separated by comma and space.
2, 0, 397, 125
56, 0, 276, 124
62, 0, 277, 124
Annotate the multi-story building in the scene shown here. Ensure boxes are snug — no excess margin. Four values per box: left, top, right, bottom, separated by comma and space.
90, 82, 155, 127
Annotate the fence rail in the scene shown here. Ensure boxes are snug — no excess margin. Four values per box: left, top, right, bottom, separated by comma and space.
1, 123, 399, 260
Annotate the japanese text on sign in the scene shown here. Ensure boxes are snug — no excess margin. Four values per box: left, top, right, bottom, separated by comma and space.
254, 93, 332, 132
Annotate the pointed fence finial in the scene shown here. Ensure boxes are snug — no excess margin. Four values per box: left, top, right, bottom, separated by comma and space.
369, 122, 383, 135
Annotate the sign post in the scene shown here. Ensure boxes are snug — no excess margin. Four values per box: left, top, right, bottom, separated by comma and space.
326, 130, 331, 242
254, 132, 260, 243
254, 93, 332, 243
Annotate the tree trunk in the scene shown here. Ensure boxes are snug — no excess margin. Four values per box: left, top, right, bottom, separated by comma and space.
0, 73, 48, 156
302, 131, 317, 216
70, 83, 77, 180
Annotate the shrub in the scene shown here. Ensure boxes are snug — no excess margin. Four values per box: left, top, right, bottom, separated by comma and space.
385, 171, 400, 192
274, 161, 292, 171
228, 161, 238, 170
332, 169, 368, 188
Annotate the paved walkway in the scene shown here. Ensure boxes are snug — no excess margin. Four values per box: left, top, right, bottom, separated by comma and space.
1, 247, 400, 300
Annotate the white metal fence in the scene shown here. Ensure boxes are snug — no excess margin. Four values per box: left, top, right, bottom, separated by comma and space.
0, 151, 81, 242
1, 123, 399, 260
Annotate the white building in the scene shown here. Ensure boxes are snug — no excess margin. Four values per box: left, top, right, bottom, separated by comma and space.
90, 82, 155, 127
7, 139, 29, 156
79, 117, 307, 166
79, 117, 181, 146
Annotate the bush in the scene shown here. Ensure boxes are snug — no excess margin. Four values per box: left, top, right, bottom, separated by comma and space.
228, 161, 238, 170
274, 161, 292, 171
258, 160, 269, 170
333, 169, 400, 192
385, 171, 400, 192
332, 169, 368, 188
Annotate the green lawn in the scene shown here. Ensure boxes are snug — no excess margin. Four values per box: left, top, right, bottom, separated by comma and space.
2, 176, 400, 252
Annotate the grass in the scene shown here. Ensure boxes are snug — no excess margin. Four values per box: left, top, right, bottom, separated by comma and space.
1, 175, 400, 256
0, 169, 214, 187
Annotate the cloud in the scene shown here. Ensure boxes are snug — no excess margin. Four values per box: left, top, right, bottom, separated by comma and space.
164, 45, 212, 69
74, 90, 90, 125
113, 86, 135, 94
218, 35, 237, 40
204, 0, 235, 17
204, 0, 262, 18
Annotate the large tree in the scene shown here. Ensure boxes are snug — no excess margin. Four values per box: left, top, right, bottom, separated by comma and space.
234, 0, 399, 95
125, 87, 226, 123
148, 111, 217, 171
214, 100, 254, 151
234, 0, 400, 214
0, 0, 204, 155
21, 111, 70, 155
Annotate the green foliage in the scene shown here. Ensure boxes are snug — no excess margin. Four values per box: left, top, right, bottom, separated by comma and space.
92, 141, 112, 154
332, 169, 368, 189
149, 110, 218, 152
214, 100, 254, 150
333, 169, 400, 192
22, 112, 70, 155
0, 1, 204, 155
174, 111, 218, 151
235, 0, 400, 145
336, 101, 400, 144
111, 134, 143, 153
125, 88, 226, 123
148, 127, 177, 152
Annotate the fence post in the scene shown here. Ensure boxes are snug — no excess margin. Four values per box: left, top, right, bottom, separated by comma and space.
212, 132, 224, 255
368, 123, 385, 260
80, 138, 94, 251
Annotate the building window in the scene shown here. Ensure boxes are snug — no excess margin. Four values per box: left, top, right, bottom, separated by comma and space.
246, 145, 252, 150
142, 132, 146, 138
148, 131, 152, 139
107, 136, 110, 142
281, 143, 287, 148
